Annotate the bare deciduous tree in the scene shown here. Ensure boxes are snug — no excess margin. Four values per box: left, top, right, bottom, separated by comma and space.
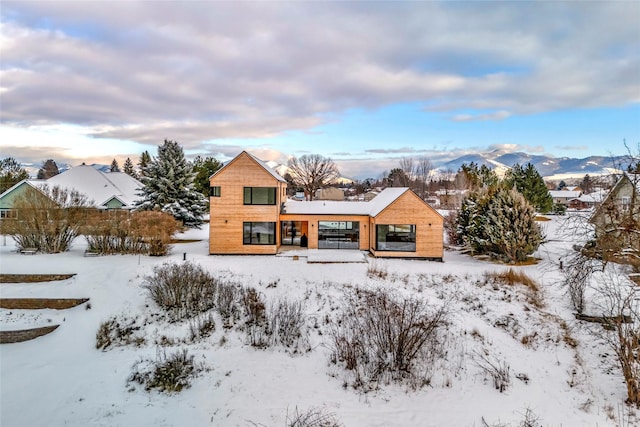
287, 154, 340, 201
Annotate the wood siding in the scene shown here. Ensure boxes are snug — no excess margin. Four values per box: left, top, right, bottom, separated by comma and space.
209, 152, 444, 260
370, 191, 444, 259
209, 152, 285, 255
279, 214, 371, 250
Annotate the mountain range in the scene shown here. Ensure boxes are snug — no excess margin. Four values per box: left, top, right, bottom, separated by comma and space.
22, 152, 626, 183
440, 151, 625, 180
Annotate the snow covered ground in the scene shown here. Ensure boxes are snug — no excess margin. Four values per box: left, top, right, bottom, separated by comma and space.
0, 216, 636, 426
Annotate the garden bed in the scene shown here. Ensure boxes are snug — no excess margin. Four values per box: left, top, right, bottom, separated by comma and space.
0, 325, 60, 344
0, 274, 76, 283
0, 298, 89, 310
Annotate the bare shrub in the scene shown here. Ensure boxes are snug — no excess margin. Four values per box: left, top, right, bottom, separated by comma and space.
269, 299, 308, 350
130, 211, 181, 256
246, 298, 309, 352
330, 288, 448, 389
188, 312, 216, 342
473, 349, 511, 392
2, 184, 93, 253
592, 270, 640, 407
560, 251, 600, 314
82, 210, 179, 256
217, 281, 242, 327
144, 262, 216, 321
242, 287, 266, 325
129, 348, 202, 393
286, 406, 343, 427
96, 315, 145, 350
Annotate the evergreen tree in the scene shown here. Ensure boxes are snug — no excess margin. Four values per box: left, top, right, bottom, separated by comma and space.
456, 186, 543, 263
0, 157, 29, 193
135, 139, 207, 227
123, 157, 137, 179
37, 159, 60, 179
484, 187, 544, 263
504, 163, 553, 213
138, 151, 151, 177
386, 168, 410, 187
192, 155, 223, 196
457, 162, 498, 191
579, 174, 594, 193
110, 158, 120, 172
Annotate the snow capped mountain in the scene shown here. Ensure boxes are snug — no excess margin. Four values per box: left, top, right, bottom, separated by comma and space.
441, 151, 625, 179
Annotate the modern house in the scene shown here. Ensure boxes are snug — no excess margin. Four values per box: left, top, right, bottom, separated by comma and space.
0, 165, 142, 218
209, 151, 444, 260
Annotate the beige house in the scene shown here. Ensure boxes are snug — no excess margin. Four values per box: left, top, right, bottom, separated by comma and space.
209, 151, 444, 260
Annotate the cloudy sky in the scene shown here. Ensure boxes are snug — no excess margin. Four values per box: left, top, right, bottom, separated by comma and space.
1, 1, 639, 178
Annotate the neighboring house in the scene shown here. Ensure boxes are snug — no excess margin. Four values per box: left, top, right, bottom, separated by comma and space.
315, 187, 344, 201
549, 190, 582, 206
0, 165, 142, 218
0, 180, 47, 219
589, 173, 639, 266
590, 173, 639, 227
209, 151, 444, 260
569, 190, 608, 210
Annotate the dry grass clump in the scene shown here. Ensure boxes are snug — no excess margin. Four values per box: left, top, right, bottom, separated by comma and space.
96, 315, 146, 350
128, 348, 203, 393
366, 261, 388, 279
484, 268, 543, 308
489, 269, 539, 292
285, 406, 343, 427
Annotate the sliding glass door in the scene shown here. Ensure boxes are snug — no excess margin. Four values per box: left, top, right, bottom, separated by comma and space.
318, 221, 359, 249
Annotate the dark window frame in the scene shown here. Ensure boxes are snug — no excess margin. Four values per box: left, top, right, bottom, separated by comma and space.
243, 187, 276, 205
376, 224, 417, 252
209, 186, 221, 197
243, 222, 276, 245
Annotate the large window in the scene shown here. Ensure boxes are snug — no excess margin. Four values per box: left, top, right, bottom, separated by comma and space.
318, 221, 359, 249
376, 224, 416, 252
244, 187, 276, 205
243, 222, 276, 245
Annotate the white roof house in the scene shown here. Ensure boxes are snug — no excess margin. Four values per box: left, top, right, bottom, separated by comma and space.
283, 187, 410, 216
46, 165, 143, 209
0, 165, 143, 211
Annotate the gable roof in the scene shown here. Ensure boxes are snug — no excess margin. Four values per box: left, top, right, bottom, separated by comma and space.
590, 173, 639, 222
42, 165, 142, 208
0, 179, 47, 208
210, 151, 287, 183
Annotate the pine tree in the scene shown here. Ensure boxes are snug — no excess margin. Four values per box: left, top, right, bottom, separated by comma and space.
484, 187, 544, 263
505, 163, 553, 213
138, 151, 151, 178
0, 157, 30, 193
135, 139, 207, 227
37, 159, 60, 179
123, 157, 137, 179
110, 158, 120, 172
192, 155, 223, 196
456, 186, 543, 263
